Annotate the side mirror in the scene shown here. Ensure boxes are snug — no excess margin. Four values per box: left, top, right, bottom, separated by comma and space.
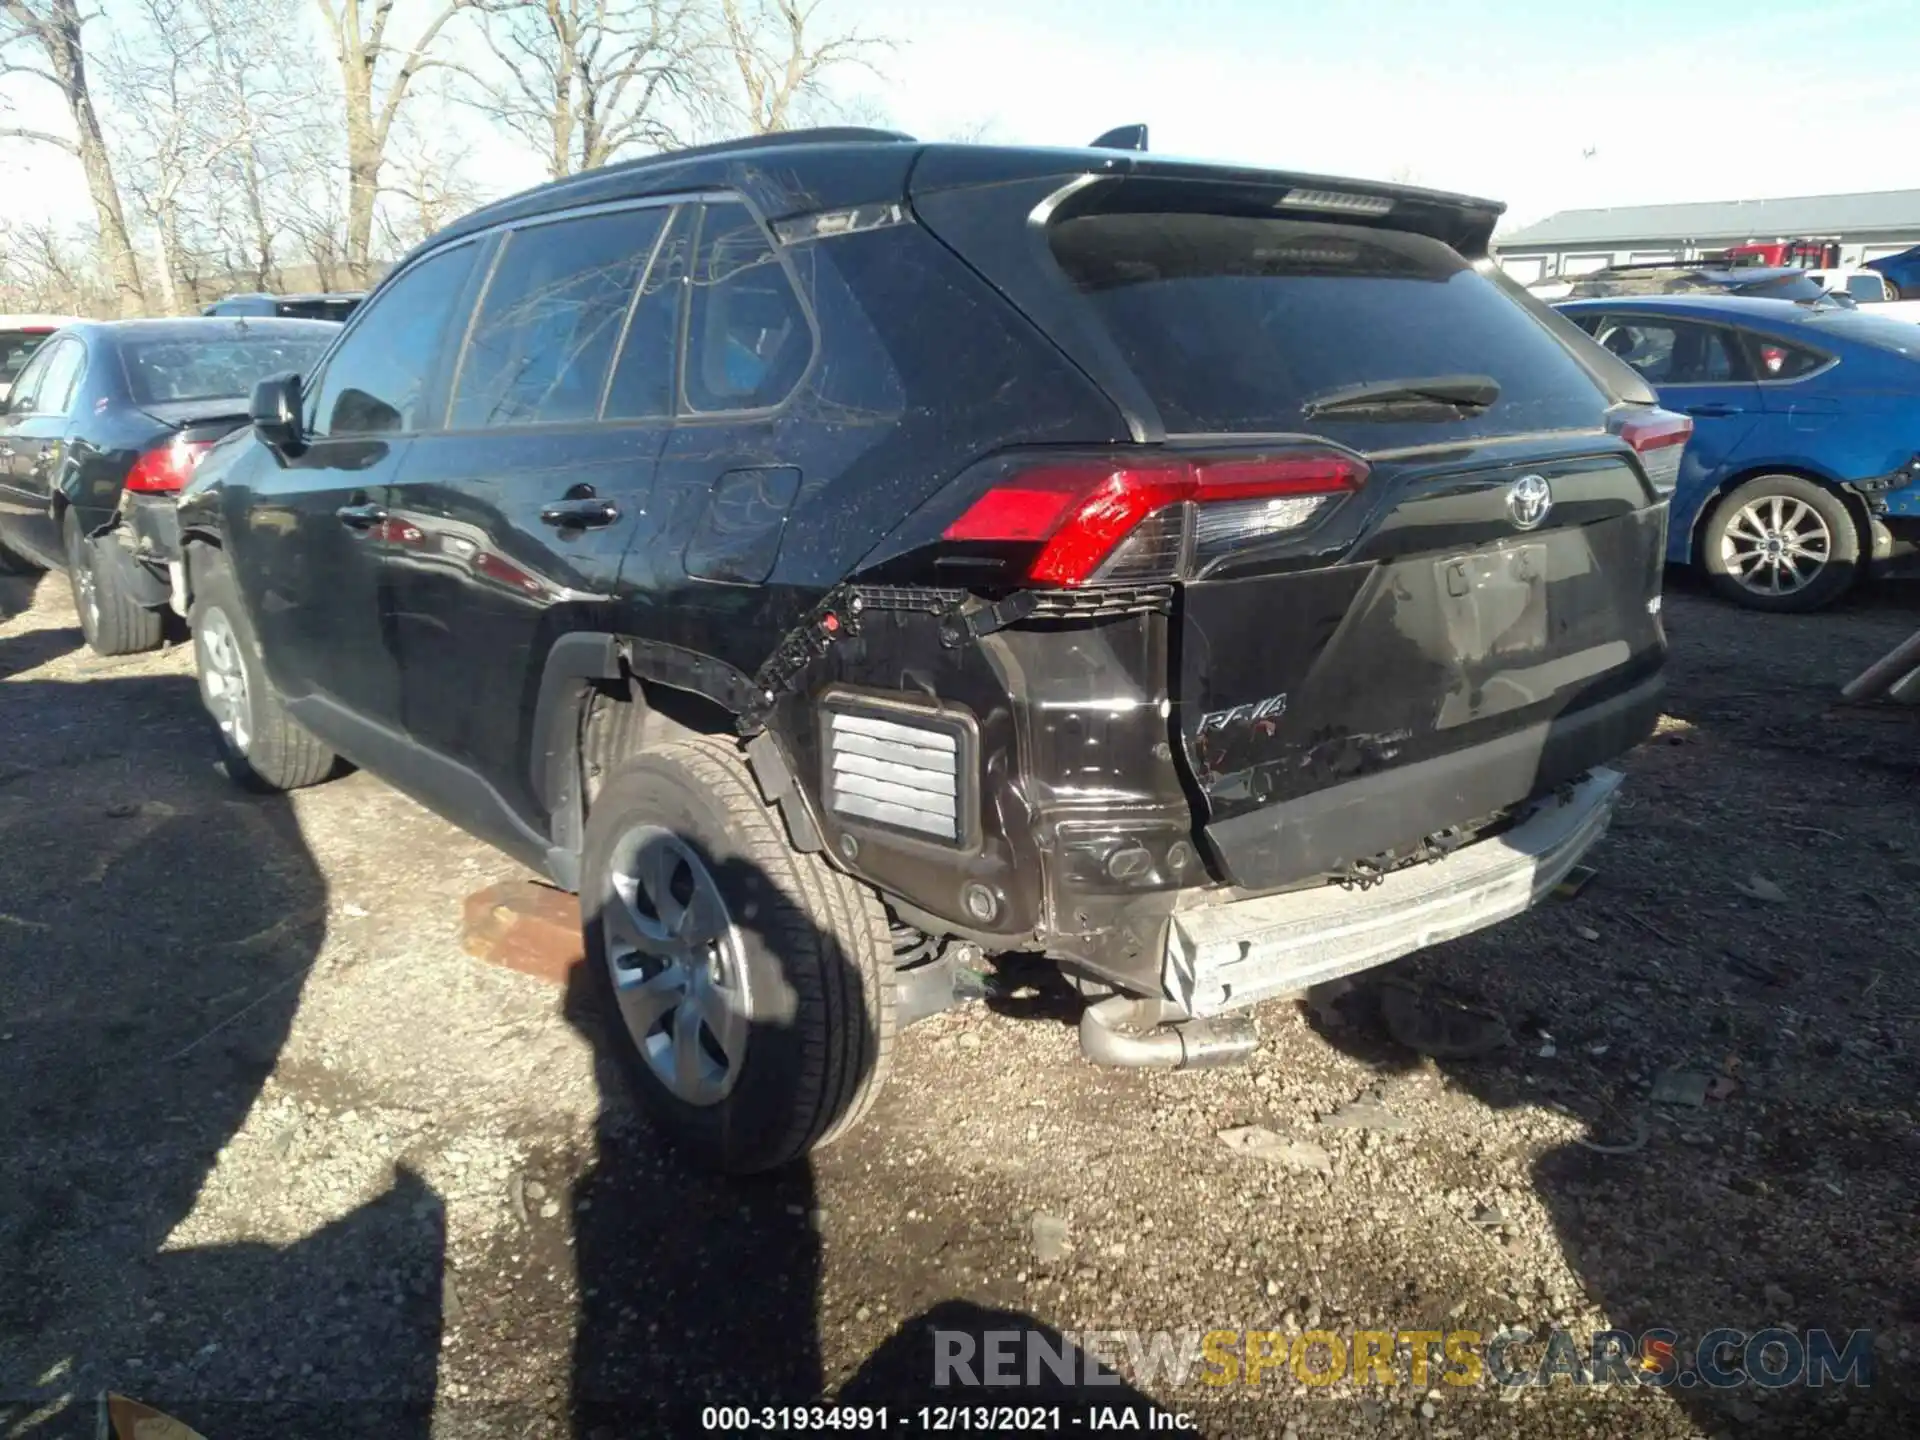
250, 371, 304, 451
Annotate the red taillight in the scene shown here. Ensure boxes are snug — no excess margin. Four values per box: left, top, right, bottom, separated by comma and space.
1610, 408, 1692, 496
942, 451, 1366, 586
124, 436, 214, 494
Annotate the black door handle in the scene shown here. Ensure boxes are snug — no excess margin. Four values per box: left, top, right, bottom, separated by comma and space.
336, 502, 389, 529
1685, 403, 1738, 417
540, 496, 619, 529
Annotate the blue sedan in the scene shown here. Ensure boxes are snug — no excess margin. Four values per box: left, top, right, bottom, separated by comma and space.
1558, 294, 1920, 610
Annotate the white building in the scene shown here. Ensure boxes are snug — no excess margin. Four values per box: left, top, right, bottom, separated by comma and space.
1494, 188, 1920, 282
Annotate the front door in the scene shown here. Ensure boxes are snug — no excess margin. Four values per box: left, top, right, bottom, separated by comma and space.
385, 202, 681, 827
229, 241, 483, 736
1589, 313, 1762, 561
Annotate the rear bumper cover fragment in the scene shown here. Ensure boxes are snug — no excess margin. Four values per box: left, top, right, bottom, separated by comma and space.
1202, 675, 1660, 891
1164, 766, 1624, 1017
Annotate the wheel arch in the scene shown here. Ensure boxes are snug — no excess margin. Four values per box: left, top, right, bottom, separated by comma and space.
531, 634, 826, 893
1686, 462, 1870, 565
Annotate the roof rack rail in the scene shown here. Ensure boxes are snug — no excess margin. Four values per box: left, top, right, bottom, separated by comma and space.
634, 126, 916, 167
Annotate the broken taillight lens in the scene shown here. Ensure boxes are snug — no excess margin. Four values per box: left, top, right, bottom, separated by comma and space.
124, 435, 214, 494
941, 450, 1366, 587
1610, 408, 1692, 496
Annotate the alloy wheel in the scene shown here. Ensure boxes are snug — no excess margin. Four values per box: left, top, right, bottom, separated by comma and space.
1719, 493, 1832, 598
197, 608, 252, 754
602, 825, 752, 1106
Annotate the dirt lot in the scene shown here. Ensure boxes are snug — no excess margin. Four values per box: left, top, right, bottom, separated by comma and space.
2, 566, 1917, 1439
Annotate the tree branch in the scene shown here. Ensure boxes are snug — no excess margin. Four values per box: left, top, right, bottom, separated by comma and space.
0, 123, 79, 153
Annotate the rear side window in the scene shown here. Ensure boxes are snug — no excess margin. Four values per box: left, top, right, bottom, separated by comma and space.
1589, 318, 1746, 384
604, 206, 692, 421
306, 244, 476, 438
1048, 214, 1605, 440
451, 207, 666, 429
26, 337, 85, 414
684, 202, 811, 413
1740, 332, 1828, 380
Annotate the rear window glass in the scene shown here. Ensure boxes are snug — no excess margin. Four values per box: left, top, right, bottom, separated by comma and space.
1800, 309, 1920, 359
122, 334, 334, 405
1048, 214, 1604, 440
1732, 274, 1830, 302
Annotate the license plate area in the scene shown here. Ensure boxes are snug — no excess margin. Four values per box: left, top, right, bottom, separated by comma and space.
1437, 541, 1548, 661
1434, 541, 1552, 729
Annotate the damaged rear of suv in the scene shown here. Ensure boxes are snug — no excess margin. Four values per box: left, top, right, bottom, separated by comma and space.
180, 130, 1683, 1172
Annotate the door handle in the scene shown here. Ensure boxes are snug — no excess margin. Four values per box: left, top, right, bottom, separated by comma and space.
335, 502, 389, 529
1685, 404, 1738, 417
539, 496, 619, 529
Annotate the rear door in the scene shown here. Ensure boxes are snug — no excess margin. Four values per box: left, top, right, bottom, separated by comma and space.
385, 200, 676, 826
0, 336, 86, 564
629, 199, 821, 677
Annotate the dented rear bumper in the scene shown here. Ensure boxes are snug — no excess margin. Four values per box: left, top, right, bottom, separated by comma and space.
1163, 767, 1624, 1017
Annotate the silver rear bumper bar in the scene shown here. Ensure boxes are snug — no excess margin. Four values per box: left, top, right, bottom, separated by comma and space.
1164, 768, 1625, 1017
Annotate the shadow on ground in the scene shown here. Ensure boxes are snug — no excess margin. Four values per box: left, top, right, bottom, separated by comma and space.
1305, 590, 1918, 1436
0, 671, 443, 1436
560, 857, 1171, 1434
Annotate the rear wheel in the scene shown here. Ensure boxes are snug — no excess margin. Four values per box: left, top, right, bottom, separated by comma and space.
64, 512, 161, 655
582, 738, 894, 1173
188, 547, 338, 791
1701, 474, 1861, 613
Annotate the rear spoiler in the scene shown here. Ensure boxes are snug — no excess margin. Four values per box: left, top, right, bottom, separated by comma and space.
908, 146, 1505, 260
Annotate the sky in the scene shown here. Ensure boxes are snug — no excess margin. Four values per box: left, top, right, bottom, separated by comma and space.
6, 0, 1920, 237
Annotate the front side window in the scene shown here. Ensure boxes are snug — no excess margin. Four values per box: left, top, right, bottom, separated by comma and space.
684, 202, 812, 413
450, 207, 667, 429
1592, 318, 1743, 384
305, 244, 477, 439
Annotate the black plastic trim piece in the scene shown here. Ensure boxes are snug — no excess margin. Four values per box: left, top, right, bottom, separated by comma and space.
1205, 675, 1665, 893
288, 693, 558, 880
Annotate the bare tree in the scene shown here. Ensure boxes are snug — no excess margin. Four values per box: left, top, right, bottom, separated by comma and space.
467, 0, 698, 179
314, 0, 476, 285
0, 218, 115, 313
712, 0, 879, 135
376, 118, 484, 253
0, 0, 146, 314
98, 0, 259, 311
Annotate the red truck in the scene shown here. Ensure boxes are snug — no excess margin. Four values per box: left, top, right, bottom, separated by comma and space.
1718, 238, 1842, 269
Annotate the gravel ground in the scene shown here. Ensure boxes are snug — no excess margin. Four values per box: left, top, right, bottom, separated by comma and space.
2, 566, 1916, 1439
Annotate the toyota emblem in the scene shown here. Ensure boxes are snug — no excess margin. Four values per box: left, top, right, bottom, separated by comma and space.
1507, 474, 1553, 531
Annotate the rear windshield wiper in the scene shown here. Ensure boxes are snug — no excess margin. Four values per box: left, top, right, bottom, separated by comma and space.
1302, 374, 1500, 420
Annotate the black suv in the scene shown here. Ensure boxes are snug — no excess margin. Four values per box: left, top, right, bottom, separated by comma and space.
176, 128, 1683, 1172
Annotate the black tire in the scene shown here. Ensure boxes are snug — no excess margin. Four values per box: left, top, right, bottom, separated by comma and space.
1701, 474, 1862, 613
64, 512, 162, 656
582, 737, 894, 1173
187, 546, 338, 791
0, 535, 40, 575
